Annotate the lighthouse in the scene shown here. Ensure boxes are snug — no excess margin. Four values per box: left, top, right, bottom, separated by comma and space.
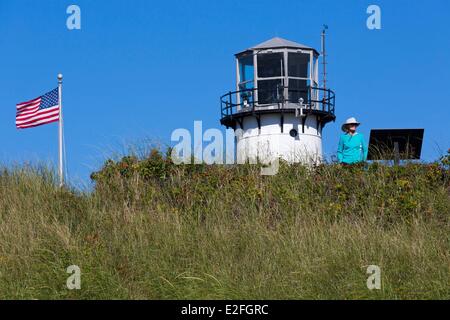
220, 36, 336, 164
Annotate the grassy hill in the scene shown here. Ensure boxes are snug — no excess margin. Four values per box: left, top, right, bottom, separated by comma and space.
0, 150, 449, 299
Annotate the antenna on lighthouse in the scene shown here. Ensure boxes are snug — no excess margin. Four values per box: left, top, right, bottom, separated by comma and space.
321, 25, 328, 91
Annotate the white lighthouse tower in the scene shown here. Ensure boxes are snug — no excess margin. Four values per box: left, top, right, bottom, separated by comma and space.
220, 36, 335, 164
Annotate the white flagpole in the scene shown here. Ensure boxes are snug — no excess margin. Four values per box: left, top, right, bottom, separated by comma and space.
58, 73, 64, 187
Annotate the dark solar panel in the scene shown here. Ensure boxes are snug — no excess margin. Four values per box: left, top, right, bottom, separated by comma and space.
368, 129, 424, 162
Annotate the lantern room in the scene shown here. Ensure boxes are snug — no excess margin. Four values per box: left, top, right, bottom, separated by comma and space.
235, 37, 319, 107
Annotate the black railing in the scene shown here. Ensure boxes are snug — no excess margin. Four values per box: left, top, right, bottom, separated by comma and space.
220, 86, 335, 119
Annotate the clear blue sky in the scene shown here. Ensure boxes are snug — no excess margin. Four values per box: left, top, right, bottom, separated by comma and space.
1, 0, 449, 186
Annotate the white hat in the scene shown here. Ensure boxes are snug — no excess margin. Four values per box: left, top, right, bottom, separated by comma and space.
341, 117, 361, 132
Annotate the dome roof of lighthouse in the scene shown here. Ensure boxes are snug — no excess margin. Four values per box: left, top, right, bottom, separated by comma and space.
252, 37, 313, 50
236, 37, 319, 56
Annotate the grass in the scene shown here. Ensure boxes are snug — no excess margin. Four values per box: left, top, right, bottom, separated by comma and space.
0, 151, 449, 299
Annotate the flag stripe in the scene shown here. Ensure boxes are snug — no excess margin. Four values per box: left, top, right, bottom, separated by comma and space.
16, 106, 59, 123
17, 116, 59, 129
16, 105, 58, 119
17, 104, 40, 114
16, 97, 41, 109
16, 109, 60, 126
17, 101, 41, 113
17, 103, 41, 113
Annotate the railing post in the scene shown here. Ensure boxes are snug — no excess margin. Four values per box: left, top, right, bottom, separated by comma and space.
327, 90, 330, 112
228, 91, 232, 115
308, 86, 311, 109
252, 88, 255, 111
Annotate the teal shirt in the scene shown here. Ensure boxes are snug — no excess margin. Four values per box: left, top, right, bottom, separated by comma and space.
337, 132, 368, 164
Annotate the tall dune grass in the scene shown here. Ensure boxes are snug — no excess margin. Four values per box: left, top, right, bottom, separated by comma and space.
0, 151, 449, 299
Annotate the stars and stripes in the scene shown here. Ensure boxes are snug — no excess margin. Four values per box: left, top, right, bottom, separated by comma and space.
16, 88, 60, 129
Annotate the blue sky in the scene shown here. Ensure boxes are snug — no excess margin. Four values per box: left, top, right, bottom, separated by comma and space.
0, 0, 449, 186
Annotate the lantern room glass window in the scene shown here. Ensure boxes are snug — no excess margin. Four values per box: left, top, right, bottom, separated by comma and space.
238, 55, 255, 107
257, 53, 284, 78
288, 52, 309, 78
288, 79, 308, 103
239, 55, 254, 83
258, 79, 283, 105
288, 52, 311, 103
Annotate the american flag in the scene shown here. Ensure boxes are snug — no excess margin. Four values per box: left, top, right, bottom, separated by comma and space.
16, 88, 60, 129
